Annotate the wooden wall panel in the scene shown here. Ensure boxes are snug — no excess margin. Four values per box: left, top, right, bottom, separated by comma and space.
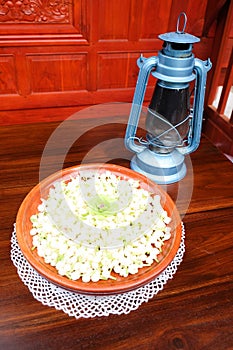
97, 53, 139, 89
0, 0, 88, 41
0, 55, 17, 94
98, 0, 132, 40
139, 0, 172, 40
27, 53, 88, 93
0, 1, 72, 23
0, 0, 217, 125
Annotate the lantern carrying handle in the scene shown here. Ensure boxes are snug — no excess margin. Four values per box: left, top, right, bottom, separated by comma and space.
176, 12, 187, 34
179, 58, 212, 155
125, 56, 158, 154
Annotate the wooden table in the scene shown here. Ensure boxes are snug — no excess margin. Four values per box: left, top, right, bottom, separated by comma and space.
1, 114, 233, 350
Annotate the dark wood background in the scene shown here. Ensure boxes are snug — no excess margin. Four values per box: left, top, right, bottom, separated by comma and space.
0, 0, 232, 125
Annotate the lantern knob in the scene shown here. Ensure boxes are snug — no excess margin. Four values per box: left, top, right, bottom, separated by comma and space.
176, 11, 187, 33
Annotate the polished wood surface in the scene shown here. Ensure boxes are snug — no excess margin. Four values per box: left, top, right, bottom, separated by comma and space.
1, 116, 233, 350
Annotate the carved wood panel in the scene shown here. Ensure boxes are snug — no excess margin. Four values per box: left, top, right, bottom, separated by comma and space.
0, 0, 88, 41
0, 0, 215, 124
0, 0, 72, 23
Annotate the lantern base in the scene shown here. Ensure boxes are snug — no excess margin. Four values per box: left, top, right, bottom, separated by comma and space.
130, 148, 186, 184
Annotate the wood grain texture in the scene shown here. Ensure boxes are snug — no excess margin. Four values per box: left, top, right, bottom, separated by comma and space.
0, 0, 216, 123
0, 117, 233, 349
203, 0, 233, 157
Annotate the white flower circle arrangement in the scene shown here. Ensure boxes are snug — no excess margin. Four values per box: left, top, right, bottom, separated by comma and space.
15, 163, 182, 295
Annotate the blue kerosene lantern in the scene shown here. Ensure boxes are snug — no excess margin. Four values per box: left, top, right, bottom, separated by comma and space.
125, 13, 212, 184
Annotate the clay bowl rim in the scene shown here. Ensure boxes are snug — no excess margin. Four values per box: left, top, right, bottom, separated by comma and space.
16, 163, 182, 295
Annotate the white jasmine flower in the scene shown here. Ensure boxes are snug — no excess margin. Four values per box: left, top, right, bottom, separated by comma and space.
30, 171, 171, 282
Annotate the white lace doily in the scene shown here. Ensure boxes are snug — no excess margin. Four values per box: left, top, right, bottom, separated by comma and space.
11, 223, 185, 319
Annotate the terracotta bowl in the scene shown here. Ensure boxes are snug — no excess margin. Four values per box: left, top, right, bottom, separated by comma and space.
16, 163, 182, 295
